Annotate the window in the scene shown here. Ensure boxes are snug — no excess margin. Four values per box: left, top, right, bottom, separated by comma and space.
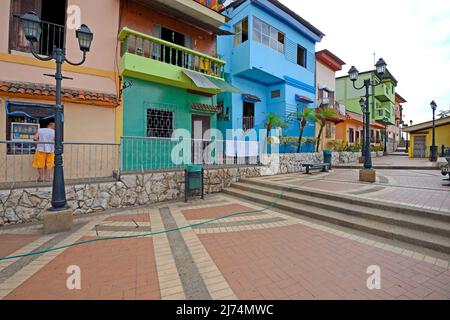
234, 17, 248, 47
349, 128, 355, 143
253, 17, 284, 54
271, 90, 281, 99
376, 131, 381, 143
10, 0, 67, 55
326, 123, 333, 139
147, 109, 174, 138
297, 45, 306, 67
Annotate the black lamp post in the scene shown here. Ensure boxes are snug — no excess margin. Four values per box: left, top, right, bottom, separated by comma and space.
21, 12, 93, 211
359, 98, 366, 150
383, 116, 389, 155
430, 101, 438, 162
348, 58, 388, 170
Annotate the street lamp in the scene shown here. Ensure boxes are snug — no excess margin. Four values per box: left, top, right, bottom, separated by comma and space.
383, 116, 389, 155
430, 101, 438, 162
21, 12, 93, 211
359, 98, 366, 150
348, 58, 388, 182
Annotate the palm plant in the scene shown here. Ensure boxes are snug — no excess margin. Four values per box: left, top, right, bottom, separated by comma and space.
315, 107, 338, 152
262, 113, 288, 153
296, 108, 316, 153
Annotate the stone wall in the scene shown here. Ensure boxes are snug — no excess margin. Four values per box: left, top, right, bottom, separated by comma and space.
0, 152, 363, 226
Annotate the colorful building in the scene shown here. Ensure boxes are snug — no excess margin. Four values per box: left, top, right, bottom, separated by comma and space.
336, 68, 399, 149
403, 116, 450, 159
117, 0, 240, 170
315, 49, 346, 151
0, 0, 120, 182
217, 0, 325, 153
391, 93, 407, 151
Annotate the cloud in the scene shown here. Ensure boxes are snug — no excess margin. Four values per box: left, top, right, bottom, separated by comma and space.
278, 0, 450, 123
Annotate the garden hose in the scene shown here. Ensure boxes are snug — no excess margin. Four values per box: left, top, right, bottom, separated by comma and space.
0, 187, 292, 262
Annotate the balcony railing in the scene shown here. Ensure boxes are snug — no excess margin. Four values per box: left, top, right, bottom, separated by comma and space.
10, 15, 65, 56
118, 27, 225, 79
242, 117, 255, 131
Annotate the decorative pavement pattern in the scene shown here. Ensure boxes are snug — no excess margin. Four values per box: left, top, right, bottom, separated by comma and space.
0, 190, 449, 300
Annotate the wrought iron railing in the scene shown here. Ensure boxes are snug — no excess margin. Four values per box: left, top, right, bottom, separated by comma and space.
0, 141, 119, 187
119, 136, 262, 173
118, 27, 225, 79
10, 15, 65, 56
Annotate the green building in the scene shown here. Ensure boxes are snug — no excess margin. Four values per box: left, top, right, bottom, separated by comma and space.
336, 69, 398, 126
117, 1, 240, 171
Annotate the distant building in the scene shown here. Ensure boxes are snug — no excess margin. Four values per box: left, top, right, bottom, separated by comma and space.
336, 68, 399, 149
315, 49, 346, 151
403, 117, 450, 159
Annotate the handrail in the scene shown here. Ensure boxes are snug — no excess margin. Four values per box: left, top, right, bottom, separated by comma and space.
118, 27, 226, 65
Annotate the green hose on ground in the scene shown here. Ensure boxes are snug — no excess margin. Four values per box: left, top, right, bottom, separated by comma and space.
0, 187, 291, 262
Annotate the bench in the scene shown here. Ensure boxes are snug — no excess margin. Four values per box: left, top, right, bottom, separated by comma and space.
302, 163, 331, 175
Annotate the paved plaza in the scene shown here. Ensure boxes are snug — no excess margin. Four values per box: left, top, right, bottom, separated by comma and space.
0, 166, 449, 300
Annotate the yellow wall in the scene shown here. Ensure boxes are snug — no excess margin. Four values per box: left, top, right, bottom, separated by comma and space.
409, 124, 450, 158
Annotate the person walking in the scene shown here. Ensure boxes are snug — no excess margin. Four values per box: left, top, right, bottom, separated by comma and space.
33, 122, 55, 182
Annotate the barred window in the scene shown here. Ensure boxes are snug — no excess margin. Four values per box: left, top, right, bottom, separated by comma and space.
146, 109, 174, 138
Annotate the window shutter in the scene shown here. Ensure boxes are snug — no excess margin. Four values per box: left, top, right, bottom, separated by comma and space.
10, 0, 42, 52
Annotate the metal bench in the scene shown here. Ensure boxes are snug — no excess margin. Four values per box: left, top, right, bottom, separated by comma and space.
302, 163, 331, 175
442, 157, 450, 187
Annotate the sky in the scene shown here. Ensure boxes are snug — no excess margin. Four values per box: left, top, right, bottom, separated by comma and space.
278, 0, 450, 124
227, 0, 450, 124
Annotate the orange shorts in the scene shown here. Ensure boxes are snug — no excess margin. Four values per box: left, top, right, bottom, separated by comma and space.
32, 152, 55, 169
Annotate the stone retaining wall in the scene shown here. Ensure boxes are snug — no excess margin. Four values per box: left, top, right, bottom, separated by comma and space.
0, 152, 366, 226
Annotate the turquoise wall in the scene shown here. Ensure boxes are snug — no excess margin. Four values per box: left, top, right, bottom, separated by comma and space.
122, 77, 218, 170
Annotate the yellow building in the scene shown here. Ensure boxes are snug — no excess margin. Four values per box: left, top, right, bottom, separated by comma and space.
403, 116, 450, 158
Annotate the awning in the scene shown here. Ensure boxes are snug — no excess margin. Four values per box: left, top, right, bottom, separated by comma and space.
183, 70, 218, 89
242, 94, 261, 103
183, 70, 244, 93
5, 101, 59, 120
190, 103, 219, 113
208, 77, 244, 93
295, 95, 314, 104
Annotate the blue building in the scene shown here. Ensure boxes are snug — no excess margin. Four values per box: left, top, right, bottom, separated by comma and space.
217, 0, 324, 153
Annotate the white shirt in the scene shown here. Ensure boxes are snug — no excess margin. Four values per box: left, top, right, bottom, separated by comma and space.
36, 128, 55, 153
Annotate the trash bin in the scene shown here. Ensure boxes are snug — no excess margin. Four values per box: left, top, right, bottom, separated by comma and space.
323, 150, 332, 168
185, 165, 204, 202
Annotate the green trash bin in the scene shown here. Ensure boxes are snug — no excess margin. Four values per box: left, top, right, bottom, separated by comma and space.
185, 165, 204, 202
323, 150, 332, 169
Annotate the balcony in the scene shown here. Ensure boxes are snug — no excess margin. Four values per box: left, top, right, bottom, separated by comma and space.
374, 83, 394, 102
118, 28, 226, 94
9, 15, 65, 56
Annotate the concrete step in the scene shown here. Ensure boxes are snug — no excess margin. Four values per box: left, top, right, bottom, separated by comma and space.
230, 182, 450, 238
240, 178, 450, 223
224, 184, 450, 254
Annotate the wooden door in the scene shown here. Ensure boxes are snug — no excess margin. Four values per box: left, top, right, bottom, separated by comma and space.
192, 115, 211, 164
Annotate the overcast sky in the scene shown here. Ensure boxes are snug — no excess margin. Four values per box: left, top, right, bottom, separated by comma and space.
276, 0, 450, 124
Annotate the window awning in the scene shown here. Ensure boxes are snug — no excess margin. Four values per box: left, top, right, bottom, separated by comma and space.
242, 94, 261, 103
208, 77, 244, 94
183, 70, 244, 93
295, 95, 314, 104
5, 101, 59, 120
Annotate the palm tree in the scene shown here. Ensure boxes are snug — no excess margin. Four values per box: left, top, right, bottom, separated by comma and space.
262, 113, 288, 153
296, 108, 316, 153
315, 107, 338, 152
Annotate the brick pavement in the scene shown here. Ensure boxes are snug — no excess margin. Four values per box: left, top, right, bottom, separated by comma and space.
0, 195, 449, 300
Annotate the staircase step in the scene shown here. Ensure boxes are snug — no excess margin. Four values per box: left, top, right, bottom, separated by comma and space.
224, 187, 450, 254
230, 182, 450, 237
239, 178, 450, 223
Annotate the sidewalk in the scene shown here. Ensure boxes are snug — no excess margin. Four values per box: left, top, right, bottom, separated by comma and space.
0, 193, 449, 300
336, 155, 438, 169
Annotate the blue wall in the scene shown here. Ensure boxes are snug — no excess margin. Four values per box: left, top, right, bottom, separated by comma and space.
218, 0, 320, 152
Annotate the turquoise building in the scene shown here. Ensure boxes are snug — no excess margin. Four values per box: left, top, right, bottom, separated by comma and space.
217, 0, 324, 153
